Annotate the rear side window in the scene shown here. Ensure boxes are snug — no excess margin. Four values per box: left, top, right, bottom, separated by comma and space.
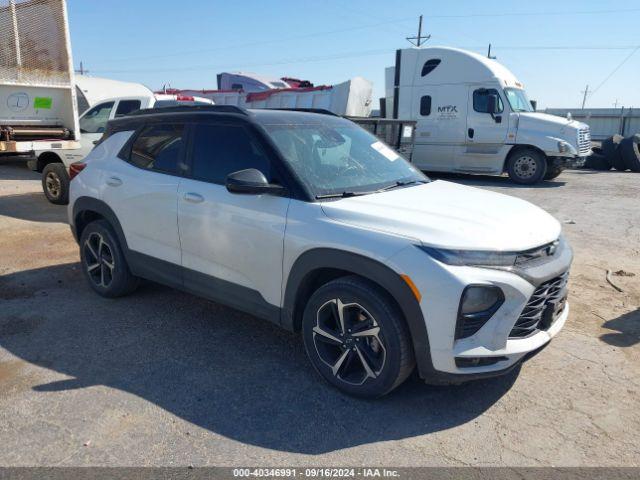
115, 100, 142, 117
421, 59, 441, 77
129, 124, 185, 175
190, 124, 271, 184
473, 89, 504, 113
420, 96, 432, 116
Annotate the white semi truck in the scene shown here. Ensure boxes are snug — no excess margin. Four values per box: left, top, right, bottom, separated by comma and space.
385, 47, 591, 184
0, 0, 80, 158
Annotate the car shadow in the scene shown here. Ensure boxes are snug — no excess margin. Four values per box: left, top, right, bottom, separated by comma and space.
0, 262, 518, 454
0, 192, 67, 224
0, 158, 39, 181
427, 172, 567, 188
600, 309, 640, 348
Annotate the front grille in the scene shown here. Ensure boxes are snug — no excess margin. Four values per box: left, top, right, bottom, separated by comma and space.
577, 128, 591, 156
509, 271, 569, 338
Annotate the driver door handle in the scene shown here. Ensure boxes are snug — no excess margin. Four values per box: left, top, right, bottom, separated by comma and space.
183, 192, 204, 204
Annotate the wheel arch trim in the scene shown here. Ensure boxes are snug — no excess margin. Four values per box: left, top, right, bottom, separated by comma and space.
282, 247, 435, 380
71, 197, 130, 257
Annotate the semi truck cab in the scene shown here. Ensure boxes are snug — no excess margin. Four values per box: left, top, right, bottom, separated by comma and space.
386, 47, 590, 184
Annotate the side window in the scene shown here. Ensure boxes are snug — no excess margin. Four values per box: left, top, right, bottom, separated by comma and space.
473, 89, 504, 113
420, 96, 432, 116
79, 101, 114, 134
129, 124, 185, 175
191, 124, 271, 184
421, 59, 441, 77
115, 100, 142, 117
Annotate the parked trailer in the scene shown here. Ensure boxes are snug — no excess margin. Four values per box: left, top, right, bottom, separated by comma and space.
0, 0, 79, 156
385, 47, 591, 184
165, 76, 374, 117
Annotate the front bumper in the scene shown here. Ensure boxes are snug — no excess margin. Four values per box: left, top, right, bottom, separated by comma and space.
550, 155, 587, 168
386, 241, 573, 382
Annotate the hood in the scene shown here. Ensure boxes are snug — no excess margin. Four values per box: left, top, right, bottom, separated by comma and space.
321, 181, 561, 251
517, 112, 587, 136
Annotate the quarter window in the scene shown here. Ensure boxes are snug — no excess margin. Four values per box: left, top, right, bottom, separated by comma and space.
191, 124, 271, 184
473, 89, 504, 113
421, 59, 441, 77
420, 96, 432, 116
129, 124, 185, 175
115, 100, 142, 117
79, 101, 114, 134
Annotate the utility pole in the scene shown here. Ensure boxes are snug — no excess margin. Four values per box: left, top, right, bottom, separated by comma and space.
580, 84, 589, 109
406, 15, 430, 47
75, 61, 88, 75
487, 44, 496, 59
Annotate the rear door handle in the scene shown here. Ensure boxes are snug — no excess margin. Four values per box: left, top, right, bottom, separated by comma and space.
106, 176, 122, 187
183, 192, 204, 204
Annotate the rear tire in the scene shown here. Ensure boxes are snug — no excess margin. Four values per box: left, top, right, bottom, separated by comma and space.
79, 220, 139, 298
544, 165, 564, 180
302, 276, 415, 398
42, 163, 69, 205
620, 134, 640, 172
602, 135, 626, 171
507, 149, 547, 184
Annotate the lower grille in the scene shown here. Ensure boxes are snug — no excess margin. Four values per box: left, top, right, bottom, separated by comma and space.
509, 272, 569, 338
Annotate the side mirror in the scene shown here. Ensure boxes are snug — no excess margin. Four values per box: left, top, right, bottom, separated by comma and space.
486, 94, 499, 114
226, 168, 285, 195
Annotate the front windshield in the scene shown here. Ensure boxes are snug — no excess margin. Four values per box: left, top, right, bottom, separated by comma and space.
263, 122, 427, 198
504, 88, 534, 112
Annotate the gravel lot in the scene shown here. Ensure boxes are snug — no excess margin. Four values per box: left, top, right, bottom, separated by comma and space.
0, 158, 638, 467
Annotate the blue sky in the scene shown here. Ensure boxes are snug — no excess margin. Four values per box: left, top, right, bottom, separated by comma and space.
67, 0, 640, 109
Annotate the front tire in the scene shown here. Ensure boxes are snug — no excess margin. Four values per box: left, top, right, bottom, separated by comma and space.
302, 276, 415, 398
79, 220, 139, 298
507, 149, 547, 184
42, 163, 69, 205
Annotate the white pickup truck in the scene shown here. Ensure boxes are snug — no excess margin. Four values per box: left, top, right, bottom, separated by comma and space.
385, 47, 591, 184
34, 79, 213, 204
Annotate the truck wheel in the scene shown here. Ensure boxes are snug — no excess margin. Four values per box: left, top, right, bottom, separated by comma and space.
507, 149, 547, 184
584, 152, 611, 171
602, 135, 626, 171
544, 165, 564, 180
42, 163, 70, 205
302, 275, 415, 398
79, 220, 139, 298
620, 134, 640, 172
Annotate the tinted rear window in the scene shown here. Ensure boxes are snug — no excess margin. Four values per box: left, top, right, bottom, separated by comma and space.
129, 124, 185, 175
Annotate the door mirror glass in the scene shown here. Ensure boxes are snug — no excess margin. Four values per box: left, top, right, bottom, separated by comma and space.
226, 168, 284, 195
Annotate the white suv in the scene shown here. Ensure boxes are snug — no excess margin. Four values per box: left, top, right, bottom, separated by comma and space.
68, 106, 572, 398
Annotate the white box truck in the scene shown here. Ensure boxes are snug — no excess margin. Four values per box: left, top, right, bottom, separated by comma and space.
0, 0, 80, 157
385, 47, 591, 184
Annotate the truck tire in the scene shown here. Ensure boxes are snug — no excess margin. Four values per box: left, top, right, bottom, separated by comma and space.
619, 134, 640, 172
584, 152, 611, 171
544, 165, 564, 180
507, 149, 547, 184
602, 135, 626, 171
42, 163, 70, 205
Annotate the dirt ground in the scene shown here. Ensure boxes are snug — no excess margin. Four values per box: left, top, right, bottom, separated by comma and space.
0, 158, 638, 467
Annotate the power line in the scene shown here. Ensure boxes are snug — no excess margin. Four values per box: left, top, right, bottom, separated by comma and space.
97, 17, 416, 64
589, 45, 640, 97
428, 7, 640, 18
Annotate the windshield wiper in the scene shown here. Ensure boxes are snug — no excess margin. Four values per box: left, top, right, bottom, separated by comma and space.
315, 191, 372, 199
378, 179, 427, 192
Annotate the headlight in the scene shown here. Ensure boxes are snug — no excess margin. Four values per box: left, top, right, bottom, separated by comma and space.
557, 141, 576, 155
417, 246, 518, 267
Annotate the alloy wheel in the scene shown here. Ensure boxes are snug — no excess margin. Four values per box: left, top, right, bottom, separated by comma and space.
45, 171, 61, 198
312, 298, 386, 385
83, 232, 115, 288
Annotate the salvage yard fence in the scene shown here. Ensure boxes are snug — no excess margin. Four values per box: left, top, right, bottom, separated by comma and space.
544, 108, 640, 141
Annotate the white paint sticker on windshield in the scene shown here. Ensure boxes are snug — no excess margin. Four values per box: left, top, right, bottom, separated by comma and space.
371, 141, 399, 161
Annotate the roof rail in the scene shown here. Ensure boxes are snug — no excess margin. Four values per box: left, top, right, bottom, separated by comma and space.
127, 105, 248, 117
266, 108, 338, 117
